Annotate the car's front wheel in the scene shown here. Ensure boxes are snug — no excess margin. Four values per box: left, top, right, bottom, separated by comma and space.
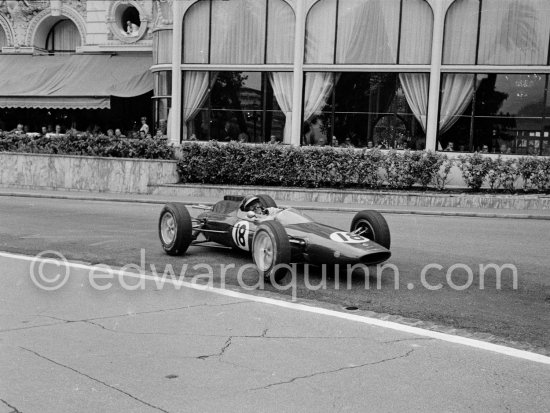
350, 210, 391, 249
158, 203, 193, 255
252, 220, 291, 283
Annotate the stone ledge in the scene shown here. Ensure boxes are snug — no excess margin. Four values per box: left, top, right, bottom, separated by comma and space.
152, 184, 550, 210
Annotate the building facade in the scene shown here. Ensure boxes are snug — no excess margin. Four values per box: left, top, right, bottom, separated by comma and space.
2, 0, 550, 155
0, 0, 161, 134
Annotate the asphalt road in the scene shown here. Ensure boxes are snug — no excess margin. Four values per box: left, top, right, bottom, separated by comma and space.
2, 255, 549, 413
0, 196, 549, 354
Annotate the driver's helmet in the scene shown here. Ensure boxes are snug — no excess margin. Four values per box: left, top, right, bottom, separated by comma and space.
241, 195, 261, 211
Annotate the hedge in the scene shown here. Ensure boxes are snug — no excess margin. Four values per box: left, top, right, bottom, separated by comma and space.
0, 132, 175, 160
177, 141, 550, 192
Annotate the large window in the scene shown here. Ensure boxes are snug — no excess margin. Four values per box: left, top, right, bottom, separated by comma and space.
185, 71, 288, 143
153, 71, 172, 134
45, 19, 81, 53
153, 29, 172, 65
302, 72, 428, 149
305, 0, 433, 64
444, 0, 550, 65
183, 0, 295, 64
438, 73, 550, 155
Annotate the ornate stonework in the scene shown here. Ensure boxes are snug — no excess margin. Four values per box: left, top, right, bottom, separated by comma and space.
0, 12, 14, 45
106, 0, 150, 44
25, 5, 86, 47
0, 0, 48, 46
153, 0, 172, 27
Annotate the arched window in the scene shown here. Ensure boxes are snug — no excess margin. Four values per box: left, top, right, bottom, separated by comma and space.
45, 19, 81, 53
183, 0, 295, 64
0, 27, 6, 51
444, 0, 550, 65
305, 0, 433, 64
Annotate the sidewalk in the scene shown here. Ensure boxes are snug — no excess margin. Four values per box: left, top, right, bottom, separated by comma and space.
1, 186, 550, 219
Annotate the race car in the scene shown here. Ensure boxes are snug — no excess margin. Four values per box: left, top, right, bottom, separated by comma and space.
158, 194, 391, 282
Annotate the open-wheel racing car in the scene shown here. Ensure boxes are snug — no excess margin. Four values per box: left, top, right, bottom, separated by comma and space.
158, 195, 391, 282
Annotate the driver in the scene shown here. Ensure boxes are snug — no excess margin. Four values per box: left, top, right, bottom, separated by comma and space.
241, 196, 281, 217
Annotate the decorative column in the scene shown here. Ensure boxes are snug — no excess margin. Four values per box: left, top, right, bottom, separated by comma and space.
425, 0, 454, 151
290, 0, 306, 146
169, 0, 183, 146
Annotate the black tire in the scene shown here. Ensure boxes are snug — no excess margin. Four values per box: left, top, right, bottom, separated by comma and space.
158, 203, 193, 255
350, 210, 391, 249
252, 220, 291, 283
255, 194, 277, 208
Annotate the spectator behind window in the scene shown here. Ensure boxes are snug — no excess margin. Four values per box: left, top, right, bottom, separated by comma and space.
47, 124, 65, 138
342, 137, 355, 148
238, 132, 249, 143
126, 21, 139, 37
140, 117, 149, 135
499, 143, 511, 154
444, 142, 454, 152
155, 129, 166, 139
12, 123, 25, 135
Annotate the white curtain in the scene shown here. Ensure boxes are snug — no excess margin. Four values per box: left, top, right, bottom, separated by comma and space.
267, 0, 295, 64
478, 0, 550, 65
399, 73, 429, 132
399, 0, 433, 64
183, 72, 217, 138
305, 0, 336, 63
439, 74, 475, 135
211, 0, 265, 64
304, 73, 336, 122
153, 30, 172, 65
183, 0, 210, 63
269, 73, 293, 143
47, 19, 81, 52
337, 0, 400, 64
443, 0, 478, 64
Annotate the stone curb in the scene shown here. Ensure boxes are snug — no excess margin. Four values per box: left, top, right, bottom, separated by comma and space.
153, 184, 550, 211
1, 191, 549, 220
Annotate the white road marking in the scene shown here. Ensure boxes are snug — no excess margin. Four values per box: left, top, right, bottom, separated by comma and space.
2, 250, 549, 365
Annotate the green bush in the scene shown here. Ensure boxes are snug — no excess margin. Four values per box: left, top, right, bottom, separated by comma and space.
457, 153, 492, 191
518, 156, 550, 191
178, 142, 457, 190
0, 132, 175, 160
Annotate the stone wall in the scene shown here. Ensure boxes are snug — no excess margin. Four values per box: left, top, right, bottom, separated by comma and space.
0, 152, 179, 194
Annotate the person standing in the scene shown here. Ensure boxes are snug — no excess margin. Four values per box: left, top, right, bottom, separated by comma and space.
140, 117, 149, 135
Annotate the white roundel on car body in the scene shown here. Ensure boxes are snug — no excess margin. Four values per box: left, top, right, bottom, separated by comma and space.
232, 220, 250, 251
330, 231, 369, 243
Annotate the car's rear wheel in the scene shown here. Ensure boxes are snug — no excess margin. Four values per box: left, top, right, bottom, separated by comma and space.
350, 210, 391, 249
256, 194, 277, 208
159, 203, 193, 255
252, 220, 291, 283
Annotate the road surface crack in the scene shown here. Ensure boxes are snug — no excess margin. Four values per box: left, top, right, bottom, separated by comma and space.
0, 398, 22, 413
250, 349, 415, 391
197, 337, 233, 360
19, 347, 170, 413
